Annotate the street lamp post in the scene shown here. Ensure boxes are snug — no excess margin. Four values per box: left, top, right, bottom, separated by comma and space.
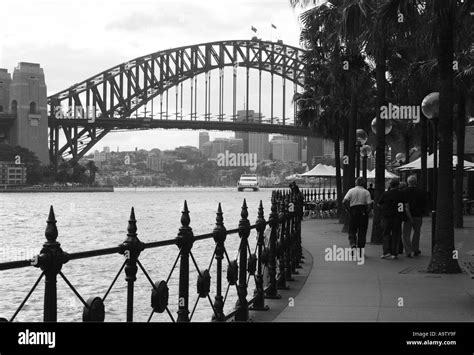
356, 129, 368, 179
395, 152, 406, 182
421, 92, 439, 255
370, 117, 393, 173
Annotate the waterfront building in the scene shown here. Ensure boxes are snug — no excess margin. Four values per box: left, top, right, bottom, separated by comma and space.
0, 161, 27, 186
147, 153, 163, 172
93, 150, 109, 163
0, 63, 49, 165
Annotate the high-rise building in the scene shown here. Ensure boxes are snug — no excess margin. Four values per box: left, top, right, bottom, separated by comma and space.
235, 110, 269, 157
271, 139, 299, 162
199, 132, 210, 151
211, 138, 229, 158
292, 136, 304, 161
201, 141, 213, 158
271, 135, 289, 143
103, 146, 111, 153
249, 132, 270, 161
227, 138, 244, 154
322, 139, 344, 159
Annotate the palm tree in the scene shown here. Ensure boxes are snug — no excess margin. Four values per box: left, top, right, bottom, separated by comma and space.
292, 0, 348, 221
370, 0, 432, 243
291, 0, 376, 223
452, 1, 473, 229
426, 0, 464, 273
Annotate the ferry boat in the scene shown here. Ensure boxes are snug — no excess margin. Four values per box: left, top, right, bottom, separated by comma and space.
237, 174, 259, 192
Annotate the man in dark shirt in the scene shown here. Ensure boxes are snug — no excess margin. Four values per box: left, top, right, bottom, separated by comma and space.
402, 175, 428, 257
378, 179, 413, 259
368, 183, 375, 200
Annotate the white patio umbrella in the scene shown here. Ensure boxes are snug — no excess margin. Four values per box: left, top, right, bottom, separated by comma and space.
301, 163, 334, 177
323, 164, 344, 177
397, 152, 474, 171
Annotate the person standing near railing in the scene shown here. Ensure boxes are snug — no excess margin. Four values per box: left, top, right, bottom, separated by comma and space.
402, 175, 428, 257
378, 179, 413, 260
343, 177, 372, 255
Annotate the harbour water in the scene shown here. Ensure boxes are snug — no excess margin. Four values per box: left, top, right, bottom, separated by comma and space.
0, 187, 274, 322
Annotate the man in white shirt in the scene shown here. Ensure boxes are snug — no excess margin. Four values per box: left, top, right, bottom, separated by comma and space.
343, 177, 372, 250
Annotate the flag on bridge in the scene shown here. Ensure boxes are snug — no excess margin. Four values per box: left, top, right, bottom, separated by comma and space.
271, 24, 277, 29
251, 26, 258, 33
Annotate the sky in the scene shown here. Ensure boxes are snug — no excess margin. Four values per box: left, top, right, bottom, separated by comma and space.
1, 0, 309, 152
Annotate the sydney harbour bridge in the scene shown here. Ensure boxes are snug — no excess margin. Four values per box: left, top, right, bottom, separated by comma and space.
4, 39, 315, 165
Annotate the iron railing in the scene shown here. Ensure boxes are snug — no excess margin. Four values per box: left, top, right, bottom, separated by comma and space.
276, 188, 339, 219
0, 191, 304, 323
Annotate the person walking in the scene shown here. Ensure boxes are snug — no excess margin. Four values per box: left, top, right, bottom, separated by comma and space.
402, 175, 428, 257
343, 177, 372, 253
378, 179, 413, 260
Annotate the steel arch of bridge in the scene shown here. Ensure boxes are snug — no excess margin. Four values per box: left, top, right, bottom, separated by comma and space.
47, 39, 311, 164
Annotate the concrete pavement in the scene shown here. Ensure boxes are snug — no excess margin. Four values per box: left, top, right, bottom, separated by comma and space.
273, 215, 474, 322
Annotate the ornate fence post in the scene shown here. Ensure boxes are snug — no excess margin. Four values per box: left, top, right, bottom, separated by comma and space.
290, 193, 298, 275
176, 201, 194, 322
284, 195, 294, 281
118, 207, 144, 322
32, 206, 70, 322
296, 189, 304, 266
235, 199, 250, 321
212, 203, 226, 322
265, 197, 281, 299
277, 197, 288, 290
250, 200, 269, 311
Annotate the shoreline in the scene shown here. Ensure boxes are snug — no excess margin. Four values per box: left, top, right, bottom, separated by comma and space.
0, 185, 334, 193
0, 186, 114, 193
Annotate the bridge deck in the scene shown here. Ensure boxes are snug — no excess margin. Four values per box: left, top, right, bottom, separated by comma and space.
50, 118, 314, 137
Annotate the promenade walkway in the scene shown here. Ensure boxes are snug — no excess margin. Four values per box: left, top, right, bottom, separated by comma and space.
272, 216, 474, 322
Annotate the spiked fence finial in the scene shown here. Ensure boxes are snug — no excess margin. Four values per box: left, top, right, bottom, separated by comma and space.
241, 199, 248, 220
181, 200, 190, 228
127, 207, 137, 237
45, 206, 58, 243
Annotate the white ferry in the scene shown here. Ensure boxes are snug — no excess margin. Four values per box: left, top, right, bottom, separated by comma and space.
237, 174, 259, 192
